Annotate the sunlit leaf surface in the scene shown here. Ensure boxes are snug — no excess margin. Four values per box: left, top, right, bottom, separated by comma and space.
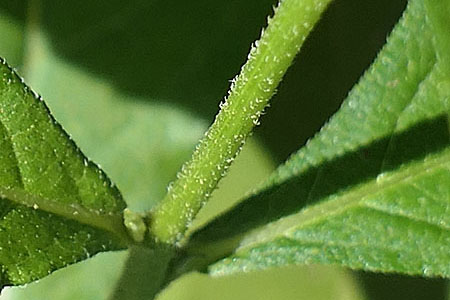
0, 59, 127, 286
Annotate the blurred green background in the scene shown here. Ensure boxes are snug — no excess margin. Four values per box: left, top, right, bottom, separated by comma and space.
0, 0, 447, 299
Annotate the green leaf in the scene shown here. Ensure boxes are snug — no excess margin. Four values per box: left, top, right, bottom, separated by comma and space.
1, 251, 129, 300
109, 245, 176, 300
190, 0, 450, 277
211, 145, 450, 276
41, 0, 279, 116
0, 8, 24, 66
158, 265, 364, 300
357, 272, 448, 300
0, 0, 279, 117
0, 58, 128, 286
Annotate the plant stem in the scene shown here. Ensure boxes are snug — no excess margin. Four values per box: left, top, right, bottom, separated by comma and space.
149, 0, 334, 244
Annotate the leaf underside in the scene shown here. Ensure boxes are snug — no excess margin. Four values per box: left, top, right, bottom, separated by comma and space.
0, 59, 127, 286
191, 0, 450, 278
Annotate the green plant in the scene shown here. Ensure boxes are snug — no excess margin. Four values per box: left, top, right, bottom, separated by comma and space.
0, 0, 449, 299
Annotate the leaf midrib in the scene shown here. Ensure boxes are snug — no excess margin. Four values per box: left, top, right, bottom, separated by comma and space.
0, 102, 129, 244
0, 187, 130, 244
238, 146, 450, 251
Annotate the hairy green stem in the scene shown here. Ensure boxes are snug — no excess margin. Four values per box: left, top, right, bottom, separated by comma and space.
149, 0, 334, 244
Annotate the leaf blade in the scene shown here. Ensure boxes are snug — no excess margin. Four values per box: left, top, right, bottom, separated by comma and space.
0, 58, 128, 286
210, 146, 450, 277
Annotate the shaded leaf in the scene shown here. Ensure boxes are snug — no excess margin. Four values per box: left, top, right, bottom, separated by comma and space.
191, 0, 450, 278
1, 251, 128, 300
0, 58, 128, 286
0, 8, 24, 67
158, 265, 364, 300
109, 245, 176, 300
211, 145, 450, 276
38, 0, 276, 117
357, 272, 448, 300
21, 30, 207, 212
